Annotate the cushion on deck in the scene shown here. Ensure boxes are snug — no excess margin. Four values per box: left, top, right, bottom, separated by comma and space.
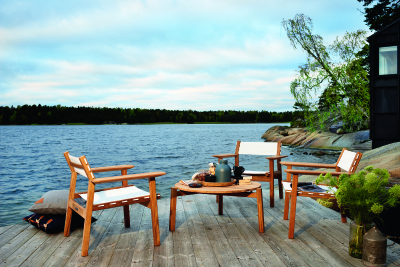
23, 213, 97, 234
28, 190, 69, 215
79, 186, 149, 205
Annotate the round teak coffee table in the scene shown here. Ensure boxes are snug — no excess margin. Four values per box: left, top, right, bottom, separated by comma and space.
169, 182, 264, 233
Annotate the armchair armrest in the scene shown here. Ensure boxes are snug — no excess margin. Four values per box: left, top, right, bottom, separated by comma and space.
284, 169, 349, 177
280, 161, 337, 169
91, 165, 135, 173
266, 155, 288, 160
212, 153, 238, 159
92, 171, 166, 184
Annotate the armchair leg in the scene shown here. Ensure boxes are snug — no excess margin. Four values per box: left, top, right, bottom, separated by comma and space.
288, 175, 298, 239
257, 188, 265, 233
269, 161, 275, 207
278, 176, 283, 199
64, 206, 73, 237
123, 205, 130, 228
81, 214, 93, 257
121, 175, 130, 228
149, 177, 160, 246
283, 191, 290, 220
269, 180, 274, 208
169, 187, 177, 232
81, 182, 95, 257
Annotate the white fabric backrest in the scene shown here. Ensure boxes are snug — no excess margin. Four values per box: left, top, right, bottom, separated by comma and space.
239, 142, 278, 156
68, 154, 88, 178
337, 150, 357, 172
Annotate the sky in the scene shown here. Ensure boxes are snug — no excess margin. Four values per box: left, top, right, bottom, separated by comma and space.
0, 0, 370, 112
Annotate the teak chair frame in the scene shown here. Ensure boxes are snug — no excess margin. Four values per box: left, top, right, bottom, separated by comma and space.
63, 151, 166, 256
280, 148, 363, 239
212, 141, 287, 207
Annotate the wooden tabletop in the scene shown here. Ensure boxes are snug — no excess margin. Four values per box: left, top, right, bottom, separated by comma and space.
174, 182, 261, 194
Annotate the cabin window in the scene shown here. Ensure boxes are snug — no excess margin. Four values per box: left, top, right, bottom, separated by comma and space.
379, 46, 397, 75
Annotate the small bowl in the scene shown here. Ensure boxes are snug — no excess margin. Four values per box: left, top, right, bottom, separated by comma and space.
205, 175, 216, 182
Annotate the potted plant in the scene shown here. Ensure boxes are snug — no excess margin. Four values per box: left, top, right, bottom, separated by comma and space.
316, 166, 400, 258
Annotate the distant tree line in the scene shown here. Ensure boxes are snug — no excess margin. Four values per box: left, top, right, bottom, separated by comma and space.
0, 105, 295, 125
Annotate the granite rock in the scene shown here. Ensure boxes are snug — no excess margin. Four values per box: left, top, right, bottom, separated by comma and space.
262, 126, 369, 150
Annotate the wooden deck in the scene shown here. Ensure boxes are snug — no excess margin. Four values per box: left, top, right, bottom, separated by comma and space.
1, 188, 399, 267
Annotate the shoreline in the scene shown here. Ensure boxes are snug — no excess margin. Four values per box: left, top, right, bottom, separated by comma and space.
0, 122, 291, 126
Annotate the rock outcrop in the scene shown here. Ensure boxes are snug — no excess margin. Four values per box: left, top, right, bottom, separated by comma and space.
357, 142, 400, 186
262, 126, 370, 151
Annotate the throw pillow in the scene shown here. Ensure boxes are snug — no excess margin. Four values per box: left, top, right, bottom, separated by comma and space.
28, 190, 69, 214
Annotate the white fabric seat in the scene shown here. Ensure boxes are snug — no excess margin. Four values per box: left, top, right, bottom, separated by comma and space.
80, 186, 150, 205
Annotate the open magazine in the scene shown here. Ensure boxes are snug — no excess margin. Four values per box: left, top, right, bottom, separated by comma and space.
180, 180, 195, 186
290, 182, 327, 193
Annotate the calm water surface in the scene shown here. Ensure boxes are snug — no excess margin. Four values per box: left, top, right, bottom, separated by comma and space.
0, 124, 339, 227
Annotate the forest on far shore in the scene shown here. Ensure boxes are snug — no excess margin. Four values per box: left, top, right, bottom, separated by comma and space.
0, 105, 296, 125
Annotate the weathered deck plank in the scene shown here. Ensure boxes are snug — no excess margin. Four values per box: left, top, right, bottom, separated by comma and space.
194, 194, 242, 267
108, 204, 145, 267
152, 196, 174, 267
204, 195, 268, 267
171, 195, 197, 267
2, 229, 50, 267
232, 196, 310, 266
131, 204, 155, 267
221, 198, 285, 266
1, 187, 399, 267
268, 198, 365, 267
180, 195, 219, 266
0, 225, 39, 264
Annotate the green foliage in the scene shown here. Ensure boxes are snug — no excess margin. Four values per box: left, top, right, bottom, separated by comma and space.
316, 166, 400, 226
282, 14, 369, 132
357, 0, 400, 31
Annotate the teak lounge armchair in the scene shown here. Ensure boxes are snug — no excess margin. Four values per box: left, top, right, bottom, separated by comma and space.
280, 148, 363, 239
63, 151, 166, 256
212, 141, 287, 207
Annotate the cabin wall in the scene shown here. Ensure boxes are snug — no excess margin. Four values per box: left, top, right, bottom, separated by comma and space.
368, 20, 400, 149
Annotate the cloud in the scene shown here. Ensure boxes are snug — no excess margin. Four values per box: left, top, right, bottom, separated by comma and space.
0, 0, 369, 111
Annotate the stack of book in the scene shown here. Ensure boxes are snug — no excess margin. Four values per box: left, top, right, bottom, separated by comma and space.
239, 176, 252, 185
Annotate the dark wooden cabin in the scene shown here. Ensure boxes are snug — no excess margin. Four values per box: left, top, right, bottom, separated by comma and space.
368, 19, 400, 149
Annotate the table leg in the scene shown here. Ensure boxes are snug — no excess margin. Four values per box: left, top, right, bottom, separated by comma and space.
217, 194, 223, 215
269, 160, 275, 208
257, 188, 265, 233
169, 187, 177, 231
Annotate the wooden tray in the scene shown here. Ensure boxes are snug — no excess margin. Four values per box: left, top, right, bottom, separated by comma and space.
199, 179, 235, 187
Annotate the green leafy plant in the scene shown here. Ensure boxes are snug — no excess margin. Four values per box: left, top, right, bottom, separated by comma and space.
316, 166, 400, 226
282, 14, 369, 132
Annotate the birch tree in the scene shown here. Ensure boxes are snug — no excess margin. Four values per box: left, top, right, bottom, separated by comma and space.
282, 14, 369, 132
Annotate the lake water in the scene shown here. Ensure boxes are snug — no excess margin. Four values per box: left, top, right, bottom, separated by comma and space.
0, 123, 339, 227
